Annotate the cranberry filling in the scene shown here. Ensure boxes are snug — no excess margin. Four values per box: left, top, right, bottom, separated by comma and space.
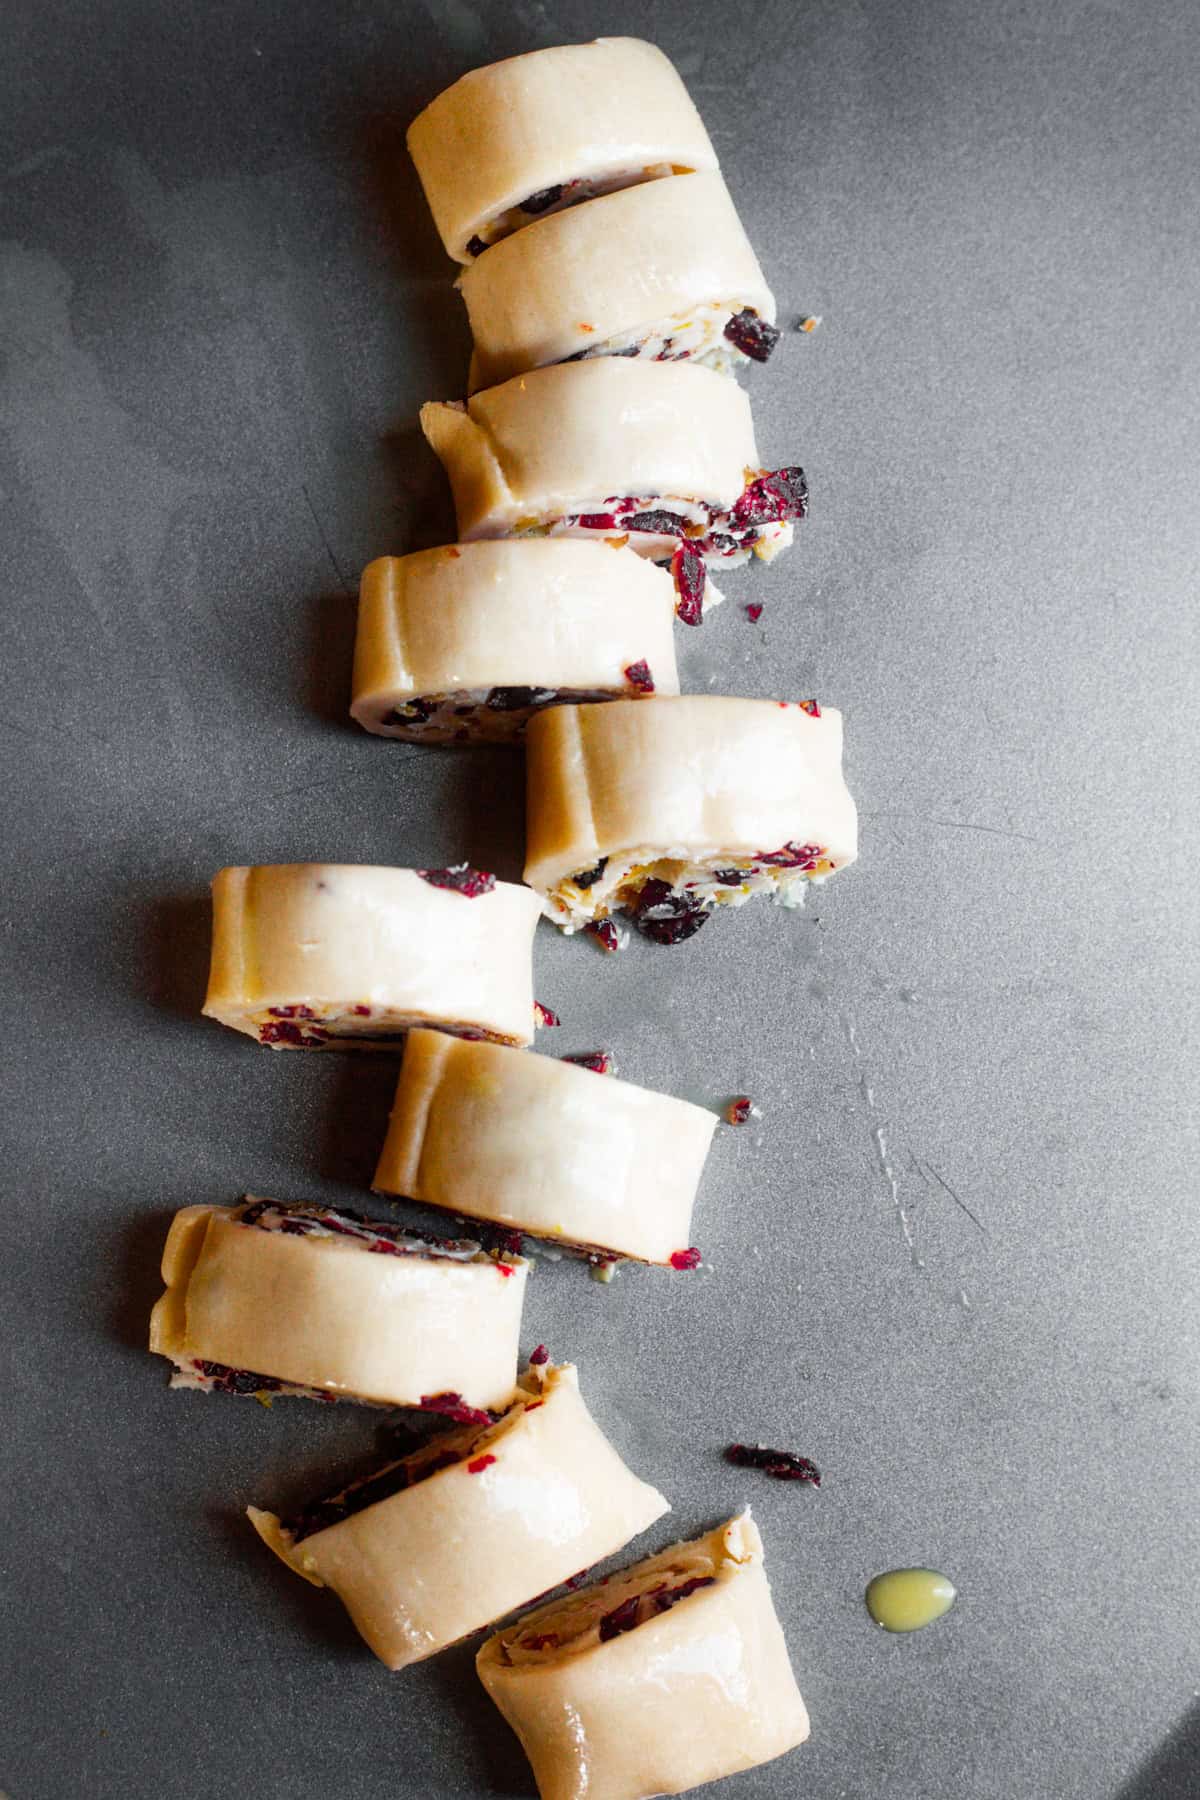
520, 184, 563, 214
287, 1446, 464, 1542
755, 842, 822, 870
670, 543, 706, 627
726, 1097, 753, 1126
417, 865, 497, 896
713, 868, 749, 887
723, 308, 781, 362
534, 1002, 561, 1028
564, 1051, 614, 1075
235, 1199, 478, 1261
745, 603, 764, 623
731, 466, 808, 529
577, 512, 617, 530
622, 660, 655, 693
798, 698, 821, 717
625, 508, 687, 536
598, 1574, 717, 1642
725, 1443, 821, 1486
585, 919, 623, 954
571, 857, 609, 889
629, 878, 711, 944
419, 1392, 495, 1427
669, 1247, 702, 1270
529, 1343, 550, 1366
467, 1453, 497, 1474
486, 685, 556, 711
194, 1358, 284, 1397
258, 1020, 328, 1047
384, 697, 436, 726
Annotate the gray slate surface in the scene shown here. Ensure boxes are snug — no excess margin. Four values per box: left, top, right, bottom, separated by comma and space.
2, 2, 1197, 1797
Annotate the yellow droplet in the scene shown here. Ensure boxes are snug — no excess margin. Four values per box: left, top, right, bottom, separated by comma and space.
865, 1567, 956, 1633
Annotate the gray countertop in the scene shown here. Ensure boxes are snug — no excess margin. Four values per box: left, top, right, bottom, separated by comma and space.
2, 2, 1197, 1796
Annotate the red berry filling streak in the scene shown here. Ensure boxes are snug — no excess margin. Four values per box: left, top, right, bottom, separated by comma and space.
555, 467, 807, 624
597, 1574, 717, 1643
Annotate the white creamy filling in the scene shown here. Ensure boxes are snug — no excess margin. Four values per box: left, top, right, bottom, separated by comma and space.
568, 300, 751, 372
546, 848, 832, 930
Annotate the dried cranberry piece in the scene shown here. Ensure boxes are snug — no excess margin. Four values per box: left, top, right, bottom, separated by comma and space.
598, 1596, 642, 1642
798, 698, 821, 717
745, 603, 764, 623
268, 1004, 316, 1019
521, 184, 563, 214
731, 466, 808, 529
713, 868, 749, 887
419, 1392, 494, 1427
196, 1360, 282, 1396
625, 509, 686, 536
669, 1247, 702, 1271
585, 919, 623, 954
578, 512, 617, 530
622, 660, 655, 693
726, 1097, 753, 1126
416, 865, 497, 896
670, 542, 706, 627
723, 308, 781, 362
486, 685, 555, 711
656, 1575, 716, 1614
534, 1002, 561, 1029
258, 1020, 328, 1047
629, 878, 710, 944
725, 1443, 821, 1486
466, 234, 488, 258
755, 841, 822, 869
385, 697, 436, 725
564, 1051, 613, 1075
529, 1344, 550, 1366
467, 1453, 497, 1474
571, 857, 608, 889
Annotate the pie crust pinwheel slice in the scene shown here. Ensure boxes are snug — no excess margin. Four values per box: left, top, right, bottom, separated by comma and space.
350, 540, 678, 742
247, 1360, 670, 1669
476, 1510, 810, 1800
202, 863, 542, 1048
149, 1198, 528, 1408
420, 359, 805, 623
407, 38, 718, 263
458, 171, 776, 391
524, 696, 857, 944
373, 1029, 717, 1262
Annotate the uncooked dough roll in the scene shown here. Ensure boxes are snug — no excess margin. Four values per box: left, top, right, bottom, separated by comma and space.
350, 541, 679, 743
420, 360, 806, 623
373, 1029, 717, 1262
477, 1510, 810, 1800
202, 863, 542, 1048
247, 1361, 670, 1670
458, 173, 777, 392
148, 1198, 528, 1408
407, 38, 718, 263
524, 697, 858, 944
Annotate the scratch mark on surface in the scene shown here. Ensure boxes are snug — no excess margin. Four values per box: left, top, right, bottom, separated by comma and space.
301, 484, 352, 596
923, 1161, 989, 1237
860, 810, 1039, 846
